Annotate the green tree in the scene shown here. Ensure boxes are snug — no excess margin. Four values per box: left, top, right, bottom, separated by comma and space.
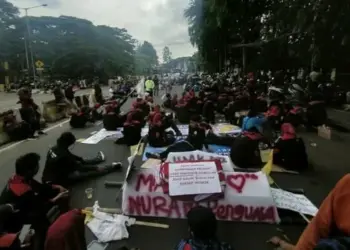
134, 41, 158, 74
1, 0, 138, 79
162, 46, 172, 64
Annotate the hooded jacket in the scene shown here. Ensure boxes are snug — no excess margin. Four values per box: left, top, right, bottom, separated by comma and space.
45, 209, 86, 250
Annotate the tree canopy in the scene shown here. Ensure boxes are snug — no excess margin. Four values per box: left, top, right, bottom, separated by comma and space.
134, 41, 158, 75
0, 0, 159, 79
162, 46, 172, 64
185, 0, 350, 72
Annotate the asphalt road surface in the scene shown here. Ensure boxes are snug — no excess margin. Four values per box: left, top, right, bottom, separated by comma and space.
0, 87, 349, 250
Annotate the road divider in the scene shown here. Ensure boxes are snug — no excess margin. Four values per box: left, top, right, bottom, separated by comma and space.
0, 94, 91, 146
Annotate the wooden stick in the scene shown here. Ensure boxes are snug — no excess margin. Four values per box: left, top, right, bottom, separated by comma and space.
84, 207, 122, 214
135, 221, 169, 229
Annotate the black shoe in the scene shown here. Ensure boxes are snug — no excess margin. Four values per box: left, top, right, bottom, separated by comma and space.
111, 162, 123, 170
145, 152, 160, 159
38, 130, 46, 135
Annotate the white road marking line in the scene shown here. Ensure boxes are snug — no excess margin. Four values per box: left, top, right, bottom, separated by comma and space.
0, 119, 70, 155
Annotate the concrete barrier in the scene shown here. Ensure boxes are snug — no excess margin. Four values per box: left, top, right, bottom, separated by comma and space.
0, 109, 23, 145
42, 100, 67, 123
0, 112, 10, 145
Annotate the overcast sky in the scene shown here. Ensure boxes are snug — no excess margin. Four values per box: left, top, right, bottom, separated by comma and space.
8, 0, 197, 61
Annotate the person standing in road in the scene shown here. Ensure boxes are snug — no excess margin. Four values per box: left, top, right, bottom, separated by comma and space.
145, 77, 155, 96
153, 75, 159, 96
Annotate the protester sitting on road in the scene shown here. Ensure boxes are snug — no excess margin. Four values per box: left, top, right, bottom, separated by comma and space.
266, 100, 283, 131
202, 97, 216, 124
171, 94, 178, 109
17, 88, 44, 137
0, 153, 69, 248
148, 105, 181, 148
175, 98, 191, 123
273, 123, 308, 171
284, 103, 304, 128
162, 93, 172, 109
133, 95, 150, 119
0, 204, 34, 250
3, 111, 34, 141
146, 115, 209, 160
91, 103, 103, 121
306, 98, 328, 128
242, 108, 266, 134
230, 127, 265, 169
44, 209, 86, 250
115, 110, 143, 146
103, 102, 127, 131
43, 132, 122, 187
175, 206, 233, 250
69, 106, 95, 129
269, 174, 350, 250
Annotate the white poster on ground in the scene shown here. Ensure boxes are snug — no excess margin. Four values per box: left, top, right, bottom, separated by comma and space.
168, 161, 221, 196
270, 188, 318, 216
82, 129, 123, 144
141, 125, 189, 137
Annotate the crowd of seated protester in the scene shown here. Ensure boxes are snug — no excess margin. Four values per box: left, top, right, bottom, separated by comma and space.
0, 73, 334, 250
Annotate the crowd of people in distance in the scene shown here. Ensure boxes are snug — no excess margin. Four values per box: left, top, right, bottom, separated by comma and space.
108, 72, 315, 173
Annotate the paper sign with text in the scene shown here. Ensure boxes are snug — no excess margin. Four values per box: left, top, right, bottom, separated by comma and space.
270, 188, 318, 216
168, 162, 222, 196
122, 168, 280, 223
166, 150, 236, 172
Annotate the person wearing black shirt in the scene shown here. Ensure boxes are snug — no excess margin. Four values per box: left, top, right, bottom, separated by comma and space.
43, 132, 122, 187
0, 153, 68, 248
273, 123, 308, 171
146, 115, 209, 160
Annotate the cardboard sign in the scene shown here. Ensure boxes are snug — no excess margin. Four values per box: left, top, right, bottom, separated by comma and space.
166, 150, 236, 172
122, 168, 280, 223
168, 161, 222, 196
270, 188, 318, 216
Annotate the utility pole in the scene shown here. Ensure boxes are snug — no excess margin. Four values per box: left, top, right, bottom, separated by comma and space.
20, 4, 47, 88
